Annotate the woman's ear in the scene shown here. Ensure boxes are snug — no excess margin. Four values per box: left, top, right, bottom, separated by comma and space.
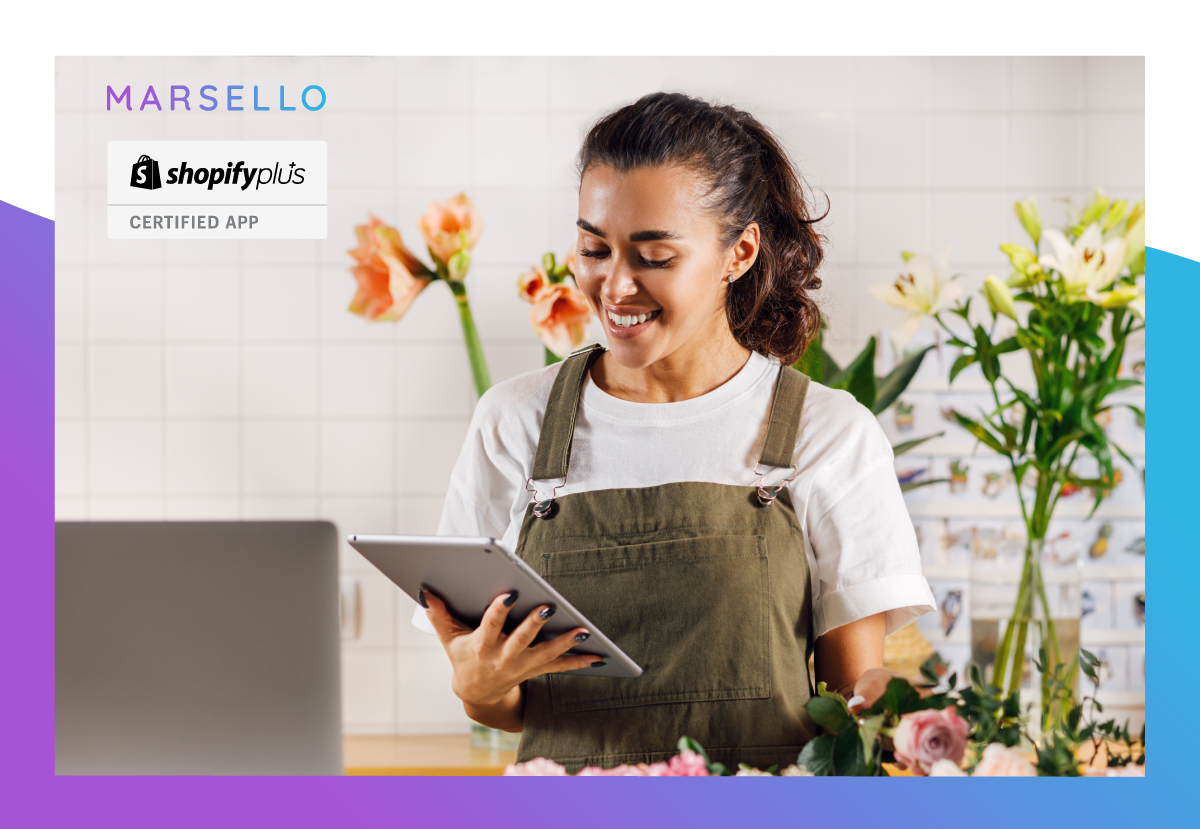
727, 221, 761, 282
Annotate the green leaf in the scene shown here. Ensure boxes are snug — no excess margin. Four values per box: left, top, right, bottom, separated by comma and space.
833, 727, 867, 776
873, 345, 934, 414
949, 353, 976, 384
863, 677, 922, 717
992, 336, 1021, 354
827, 336, 877, 409
892, 431, 945, 456
797, 734, 835, 776
900, 476, 950, 493
793, 328, 842, 384
1127, 405, 1145, 430
950, 411, 1007, 454
806, 696, 855, 732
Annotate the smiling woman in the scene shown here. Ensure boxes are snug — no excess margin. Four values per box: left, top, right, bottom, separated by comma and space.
412, 92, 935, 773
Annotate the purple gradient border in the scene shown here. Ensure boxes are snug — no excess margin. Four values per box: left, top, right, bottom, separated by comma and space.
5, 194, 1183, 826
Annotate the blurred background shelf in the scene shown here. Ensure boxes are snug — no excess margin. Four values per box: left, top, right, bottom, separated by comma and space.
905, 502, 1144, 519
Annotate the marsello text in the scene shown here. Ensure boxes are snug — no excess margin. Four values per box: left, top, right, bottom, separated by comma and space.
106, 84, 326, 112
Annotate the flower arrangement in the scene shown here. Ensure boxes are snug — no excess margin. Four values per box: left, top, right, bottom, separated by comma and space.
870, 188, 1146, 726
504, 738, 813, 777
506, 648, 1144, 778
347, 194, 491, 396
517, 251, 595, 364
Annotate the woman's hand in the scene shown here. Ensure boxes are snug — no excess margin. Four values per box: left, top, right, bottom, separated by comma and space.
420, 588, 601, 729
847, 666, 918, 713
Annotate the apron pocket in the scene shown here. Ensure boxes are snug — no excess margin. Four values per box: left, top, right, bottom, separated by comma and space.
544, 534, 770, 714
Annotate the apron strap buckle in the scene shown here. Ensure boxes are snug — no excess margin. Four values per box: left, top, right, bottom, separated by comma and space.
752, 460, 798, 507
526, 477, 565, 519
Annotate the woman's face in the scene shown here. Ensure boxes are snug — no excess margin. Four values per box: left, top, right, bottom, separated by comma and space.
574, 163, 757, 371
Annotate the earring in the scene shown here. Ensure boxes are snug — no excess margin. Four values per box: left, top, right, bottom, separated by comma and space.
728, 272, 740, 283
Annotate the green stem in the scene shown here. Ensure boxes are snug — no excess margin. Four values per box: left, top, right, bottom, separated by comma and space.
544, 347, 562, 366
446, 280, 491, 397
1007, 618, 1030, 697
993, 548, 1033, 694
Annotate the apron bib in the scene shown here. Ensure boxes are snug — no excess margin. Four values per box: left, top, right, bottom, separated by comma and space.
514, 345, 817, 772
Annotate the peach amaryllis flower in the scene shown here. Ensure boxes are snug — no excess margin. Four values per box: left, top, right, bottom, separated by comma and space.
517, 266, 549, 303
530, 282, 593, 358
418, 193, 484, 269
347, 214, 432, 322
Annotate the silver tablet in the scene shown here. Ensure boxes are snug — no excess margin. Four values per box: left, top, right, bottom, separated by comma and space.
347, 534, 643, 679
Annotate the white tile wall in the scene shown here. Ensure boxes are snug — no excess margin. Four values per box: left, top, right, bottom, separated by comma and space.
56, 56, 1144, 734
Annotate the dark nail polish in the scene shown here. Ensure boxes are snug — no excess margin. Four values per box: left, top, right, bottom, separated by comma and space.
539, 606, 555, 620
503, 591, 519, 607
574, 632, 590, 643
591, 661, 606, 668
417, 588, 428, 609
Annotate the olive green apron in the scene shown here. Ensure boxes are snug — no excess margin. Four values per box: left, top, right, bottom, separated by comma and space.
513, 345, 817, 772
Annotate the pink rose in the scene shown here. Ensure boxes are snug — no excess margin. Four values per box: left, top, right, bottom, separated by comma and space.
502, 757, 568, 776
347, 214, 431, 322
637, 762, 673, 776
928, 758, 967, 776
530, 282, 593, 357
892, 708, 970, 776
418, 193, 483, 265
517, 266, 549, 303
972, 743, 1037, 777
577, 764, 647, 776
665, 749, 710, 776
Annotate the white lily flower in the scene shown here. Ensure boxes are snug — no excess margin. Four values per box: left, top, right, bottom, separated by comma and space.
1038, 223, 1127, 300
868, 245, 962, 350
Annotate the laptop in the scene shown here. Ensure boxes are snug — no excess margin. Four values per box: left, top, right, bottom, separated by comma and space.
55, 521, 343, 775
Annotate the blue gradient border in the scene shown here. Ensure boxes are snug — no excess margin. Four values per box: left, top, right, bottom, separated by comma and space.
5, 196, 1177, 825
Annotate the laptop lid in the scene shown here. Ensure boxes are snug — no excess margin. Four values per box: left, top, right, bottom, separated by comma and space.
55, 521, 342, 775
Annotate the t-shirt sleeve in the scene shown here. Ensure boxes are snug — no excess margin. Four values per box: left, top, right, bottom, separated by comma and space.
806, 448, 935, 639
411, 384, 528, 635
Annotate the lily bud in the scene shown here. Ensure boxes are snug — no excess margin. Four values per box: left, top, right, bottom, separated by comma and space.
1123, 207, 1145, 268
448, 250, 471, 281
1014, 197, 1041, 246
1098, 285, 1143, 309
542, 252, 556, 274
983, 275, 1017, 320
1103, 200, 1128, 234
1080, 187, 1110, 227
1001, 242, 1037, 273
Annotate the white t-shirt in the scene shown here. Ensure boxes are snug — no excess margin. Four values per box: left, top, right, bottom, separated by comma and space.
411, 350, 934, 639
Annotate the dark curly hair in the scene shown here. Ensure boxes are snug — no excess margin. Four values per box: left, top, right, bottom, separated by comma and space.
577, 91, 829, 365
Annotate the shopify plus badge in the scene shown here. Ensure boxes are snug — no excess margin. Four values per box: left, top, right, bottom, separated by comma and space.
108, 140, 327, 239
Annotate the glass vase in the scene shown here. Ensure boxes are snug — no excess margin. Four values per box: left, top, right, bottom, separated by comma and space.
470, 721, 521, 751
969, 534, 1083, 733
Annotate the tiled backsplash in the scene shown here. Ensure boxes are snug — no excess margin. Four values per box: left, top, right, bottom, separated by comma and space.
55, 56, 1145, 733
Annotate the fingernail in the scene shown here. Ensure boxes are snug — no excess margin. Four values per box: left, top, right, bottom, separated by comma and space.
539, 606, 555, 620
574, 632, 590, 643
591, 661, 606, 668
847, 695, 865, 708
417, 588, 428, 609
503, 591, 519, 607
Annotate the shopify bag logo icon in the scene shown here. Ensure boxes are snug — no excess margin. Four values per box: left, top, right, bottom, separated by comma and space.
130, 154, 162, 190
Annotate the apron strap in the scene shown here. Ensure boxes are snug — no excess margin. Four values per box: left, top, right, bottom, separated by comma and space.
757, 364, 811, 470
532, 348, 809, 482
531, 344, 605, 481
